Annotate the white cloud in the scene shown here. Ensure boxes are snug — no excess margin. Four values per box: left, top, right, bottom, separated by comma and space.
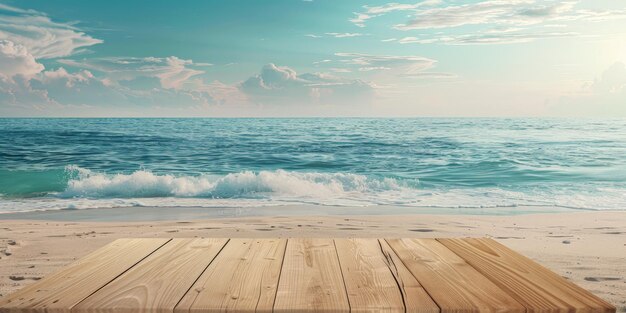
329, 68, 352, 73
393, 1, 585, 30
335, 52, 437, 73
240, 63, 375, 104
306, 33, 365, 38
400, 72, 458, 79
550, 62, 626, 116
350, 13, 373, 28
312, 52, 456, 81
0, 51, 231, 115
313, 59, 332, 65
188, 80, 246, 105
350, 1, 442, 27
58, 56, 205, 90
0, 4, 102, 59
40, 67, 95, 87
0, 40, 44, 79
325, 32, 364, 38
0, 64, 225, 115
591, 62, 626, 94
397, 31, 577, 45
355, 1, 626, 45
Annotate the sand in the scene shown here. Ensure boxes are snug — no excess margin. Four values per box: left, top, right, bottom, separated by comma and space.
0, 209, 624, 310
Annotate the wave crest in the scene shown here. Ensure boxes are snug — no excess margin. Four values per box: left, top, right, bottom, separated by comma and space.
60, 166, 407, 199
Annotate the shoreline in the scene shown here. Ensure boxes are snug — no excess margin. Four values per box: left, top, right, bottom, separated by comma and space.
0, 204, 595, 222
0, 209, 624, 310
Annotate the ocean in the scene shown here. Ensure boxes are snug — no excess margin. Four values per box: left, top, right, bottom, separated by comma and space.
1, 118, 625, 214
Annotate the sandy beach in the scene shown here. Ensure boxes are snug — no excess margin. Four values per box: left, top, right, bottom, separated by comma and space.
0, 208, 624, 310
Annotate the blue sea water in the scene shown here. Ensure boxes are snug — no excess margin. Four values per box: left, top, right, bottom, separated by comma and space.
1, 118, 626, 213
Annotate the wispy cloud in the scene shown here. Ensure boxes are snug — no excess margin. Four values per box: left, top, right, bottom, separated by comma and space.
0, 4, 102, 59
240, 63, 375, 104
58, 57, 207, 90
353, 0, 626, 30
350, 0, 442, 27
326, 32, 364, 38
393, 1, 587, 30
319, 52, 458, 80
354, 0, 626, 45
335, 52, 437, 73
399, 72, 458, 79
306, 33, 365, 38
396, 31, 578, 45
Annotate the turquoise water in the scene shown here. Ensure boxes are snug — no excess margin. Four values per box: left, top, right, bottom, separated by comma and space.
1, 118, 625, 213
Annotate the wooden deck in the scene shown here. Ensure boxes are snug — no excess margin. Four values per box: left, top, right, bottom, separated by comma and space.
0, 238, 615, 313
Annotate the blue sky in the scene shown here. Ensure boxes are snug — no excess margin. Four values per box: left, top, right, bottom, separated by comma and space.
1, 0, 626, 117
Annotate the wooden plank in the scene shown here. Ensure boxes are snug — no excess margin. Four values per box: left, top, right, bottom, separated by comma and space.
439, 238, 616, 313
72, 238, 228, 313
273, 238, 349, 313
175, 238, 286, 313
378, 239, 440, 313
0, 238, 170, 313
386, 238, 525, 313
334, 239, 407, 313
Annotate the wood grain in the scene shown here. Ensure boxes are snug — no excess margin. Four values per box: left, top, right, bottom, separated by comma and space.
0, 237, 615, 313
438, 238, 617, 313
175, 238, 286, 313
377, 239, 440, 313
72, 238, 228, 313
0, 238, 170, 313
386, 238, 525, 313
334, 239, 406, 313
273, 238, 349, 313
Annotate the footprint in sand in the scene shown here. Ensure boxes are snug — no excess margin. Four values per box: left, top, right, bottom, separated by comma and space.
9, 276, 42, 281
410, 229, 434, 232
584, 277, 621, 282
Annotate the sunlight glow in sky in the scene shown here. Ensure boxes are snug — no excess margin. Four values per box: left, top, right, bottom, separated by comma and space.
1, 0, 626, 117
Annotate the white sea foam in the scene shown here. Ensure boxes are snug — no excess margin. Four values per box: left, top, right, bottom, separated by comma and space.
60, 167, 407, 199
1, 166, 625, 214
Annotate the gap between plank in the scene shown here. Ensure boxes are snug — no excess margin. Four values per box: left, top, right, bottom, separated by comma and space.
434, 238, 531, 313
377, 239, 409, 313
172, 238, 231, 312
268, 238, 289, 313
333, 239, 352, 313
69, 238, 173, 313
382, 238, 443, 313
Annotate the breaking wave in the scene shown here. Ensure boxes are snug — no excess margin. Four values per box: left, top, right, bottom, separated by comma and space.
60, 166, 409, 199
2, 166, 626, 213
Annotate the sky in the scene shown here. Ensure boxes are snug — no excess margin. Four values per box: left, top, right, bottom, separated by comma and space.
1, 0, 626, 117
